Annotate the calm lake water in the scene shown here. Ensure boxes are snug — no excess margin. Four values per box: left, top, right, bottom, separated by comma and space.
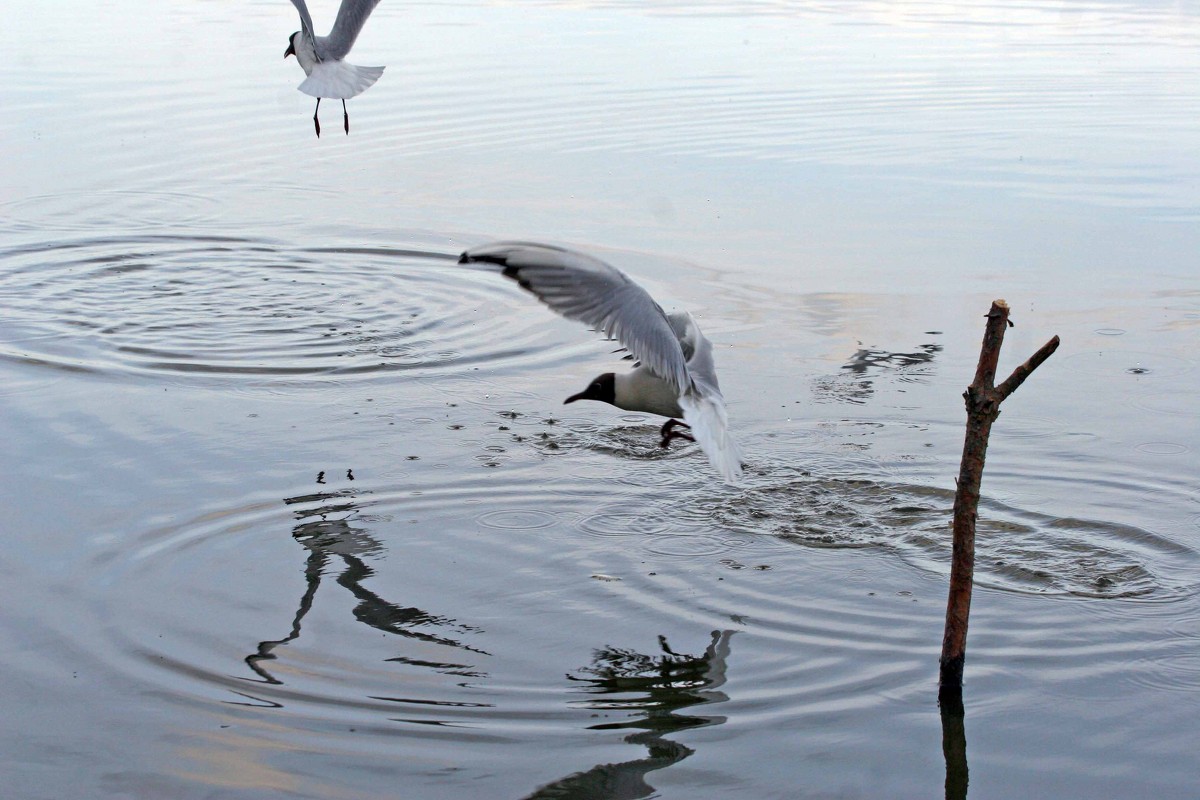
3, 1, 1199, 797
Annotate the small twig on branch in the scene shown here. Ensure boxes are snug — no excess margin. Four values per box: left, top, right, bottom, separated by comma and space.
995, 335, 1061, 401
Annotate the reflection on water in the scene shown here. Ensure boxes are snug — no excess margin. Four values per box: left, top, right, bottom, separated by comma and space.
242, 486, 487, 688
527, 631, 732, 799
940, 695, 968, 800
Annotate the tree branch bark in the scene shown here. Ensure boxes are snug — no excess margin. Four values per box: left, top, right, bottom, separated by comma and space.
939, 300, 1060, 703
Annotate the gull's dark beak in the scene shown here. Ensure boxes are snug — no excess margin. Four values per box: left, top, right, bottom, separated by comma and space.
563, 392, 584, 404
284, 41, 296, 59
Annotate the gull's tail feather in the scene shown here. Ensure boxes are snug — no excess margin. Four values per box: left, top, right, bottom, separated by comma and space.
679, 391, 742, 484
298, 62, 385, 99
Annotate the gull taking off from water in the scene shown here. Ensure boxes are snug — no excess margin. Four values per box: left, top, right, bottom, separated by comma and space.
284, 0, 385, 136
459, 242, 742, 483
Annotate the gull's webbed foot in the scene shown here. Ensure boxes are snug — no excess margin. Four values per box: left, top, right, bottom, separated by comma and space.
659, 418, 695, 448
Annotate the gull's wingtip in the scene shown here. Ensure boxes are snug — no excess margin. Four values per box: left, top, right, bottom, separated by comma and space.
679, 392, 742, 484
458, 244, 516, 269
713, 448, 744, 485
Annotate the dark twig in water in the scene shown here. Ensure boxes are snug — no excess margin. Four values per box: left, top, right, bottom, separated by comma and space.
939, 300, 1060, 703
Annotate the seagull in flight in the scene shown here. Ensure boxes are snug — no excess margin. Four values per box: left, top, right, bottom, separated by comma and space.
284, 0, 385, 137
460, 242, 742, 483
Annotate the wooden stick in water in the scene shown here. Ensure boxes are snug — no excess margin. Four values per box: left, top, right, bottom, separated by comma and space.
939, 300, 1060, 701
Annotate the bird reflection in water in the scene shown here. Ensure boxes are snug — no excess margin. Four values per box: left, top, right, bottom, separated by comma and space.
238, 484, 486, 689
525, 630, 734, 800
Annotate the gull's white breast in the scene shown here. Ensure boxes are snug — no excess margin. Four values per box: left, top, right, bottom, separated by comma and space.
613, 367, 686, 418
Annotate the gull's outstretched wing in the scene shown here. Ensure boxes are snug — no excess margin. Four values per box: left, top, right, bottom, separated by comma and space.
667, 311, 724, 394
459, 242, 691, 397
668, 312, 742, 482
289, 0, 317, 46
679, 391, 742, 483
321, 0, 384, 61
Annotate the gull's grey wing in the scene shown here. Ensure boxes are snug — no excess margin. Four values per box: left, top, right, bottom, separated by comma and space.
319, 0, 384, 61
289, 0, 317, 46
460, 242, 691, 396
667, 311, 722, 397
666, 313, 739, 481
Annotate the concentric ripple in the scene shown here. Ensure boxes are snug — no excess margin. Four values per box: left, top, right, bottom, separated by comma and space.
53, 464, 818, 800
0, 189, 223, 234
1061, 349, 1195, 379
21, 413, 1200, 798
0, 235, 579, 385
64, 465, 940, 778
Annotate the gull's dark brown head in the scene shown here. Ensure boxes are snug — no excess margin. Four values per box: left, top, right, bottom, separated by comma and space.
564, 373, 616, 407
284, 32, 299, 58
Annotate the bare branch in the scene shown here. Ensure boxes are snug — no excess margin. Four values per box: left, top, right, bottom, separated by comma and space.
995, 335, 1061, 402
940, 301, 1059, 700
970, 300, 1010, 390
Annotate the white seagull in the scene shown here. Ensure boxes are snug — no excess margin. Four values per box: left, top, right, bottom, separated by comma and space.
459, 242, 742, 483
284, 0, 385, 137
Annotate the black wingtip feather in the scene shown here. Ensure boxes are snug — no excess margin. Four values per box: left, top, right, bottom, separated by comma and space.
461, 253, 545, 301
465, 253, 511, 268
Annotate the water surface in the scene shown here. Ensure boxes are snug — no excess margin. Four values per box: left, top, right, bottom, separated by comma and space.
2, 1, 1199, 798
